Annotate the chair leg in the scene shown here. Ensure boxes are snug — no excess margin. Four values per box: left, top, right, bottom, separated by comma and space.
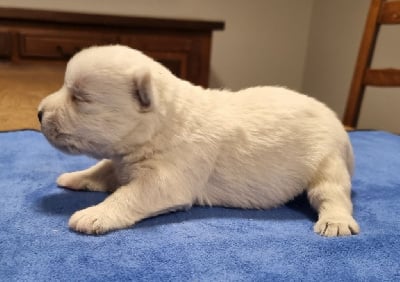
343, 0, 385, 128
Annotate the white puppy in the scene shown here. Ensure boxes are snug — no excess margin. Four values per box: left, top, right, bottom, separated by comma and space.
38, 45, 360, 236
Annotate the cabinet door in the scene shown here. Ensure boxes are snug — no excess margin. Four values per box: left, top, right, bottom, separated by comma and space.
0, 32, 11, 58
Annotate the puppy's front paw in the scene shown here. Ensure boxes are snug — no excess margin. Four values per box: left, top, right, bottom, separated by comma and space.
314, 215, 360, 237
57, 172, 86, 190
69, 206, 114, 235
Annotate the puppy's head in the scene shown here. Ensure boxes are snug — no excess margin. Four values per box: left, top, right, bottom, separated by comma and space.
38, 45, 165, 159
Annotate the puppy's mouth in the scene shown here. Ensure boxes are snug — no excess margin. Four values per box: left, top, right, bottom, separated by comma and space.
41, 123, 108, 159
41, 122, 82, 155
54, 134, 82, 155
48, 133, 82, 155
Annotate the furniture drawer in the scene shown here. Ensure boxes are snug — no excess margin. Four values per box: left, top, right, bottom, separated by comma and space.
18, 31, 118, 59
0, 32, 11, 58
121, 34, 192, 80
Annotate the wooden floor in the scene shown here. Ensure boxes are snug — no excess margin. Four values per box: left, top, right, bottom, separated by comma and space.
0, 63, 65, 131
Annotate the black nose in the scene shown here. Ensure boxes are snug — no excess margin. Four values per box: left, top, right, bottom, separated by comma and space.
38, 111, 43, 123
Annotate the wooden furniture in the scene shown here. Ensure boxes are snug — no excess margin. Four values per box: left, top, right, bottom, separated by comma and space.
343, 0, 400, 128
0, 8, 224, 130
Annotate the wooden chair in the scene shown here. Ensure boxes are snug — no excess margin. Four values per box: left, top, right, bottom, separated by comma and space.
343, 0, 400, 128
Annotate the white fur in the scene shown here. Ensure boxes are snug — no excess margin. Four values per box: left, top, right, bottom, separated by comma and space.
38, 45, 359, 236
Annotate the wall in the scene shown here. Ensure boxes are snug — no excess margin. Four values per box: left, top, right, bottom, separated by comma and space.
1, 0, 399, 131
0, 0, 313, 92
302, 0, 369, 118
303, 0, 400, 132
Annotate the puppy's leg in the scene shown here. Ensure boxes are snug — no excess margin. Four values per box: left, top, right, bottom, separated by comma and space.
57, 159, 119, 192
307, 153, 360, 237
68, 165, 194, 234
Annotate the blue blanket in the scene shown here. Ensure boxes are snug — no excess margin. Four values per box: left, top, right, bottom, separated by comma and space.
0, 130, 399, 281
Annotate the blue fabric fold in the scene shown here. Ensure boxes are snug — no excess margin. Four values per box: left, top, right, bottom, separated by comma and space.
0, 130, 399, 281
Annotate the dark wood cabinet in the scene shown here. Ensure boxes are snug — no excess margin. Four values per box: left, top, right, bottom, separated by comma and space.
0, 8, 224, 86
0, 8, 224, 131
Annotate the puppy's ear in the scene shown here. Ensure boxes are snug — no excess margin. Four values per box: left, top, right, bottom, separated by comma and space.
133, 68, 154, 112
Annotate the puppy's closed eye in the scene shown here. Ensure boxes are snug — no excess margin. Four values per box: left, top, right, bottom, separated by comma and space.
70, 88, 92, 103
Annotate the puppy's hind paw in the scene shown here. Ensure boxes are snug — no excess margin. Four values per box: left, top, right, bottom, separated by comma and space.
314, 215, 360, 237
